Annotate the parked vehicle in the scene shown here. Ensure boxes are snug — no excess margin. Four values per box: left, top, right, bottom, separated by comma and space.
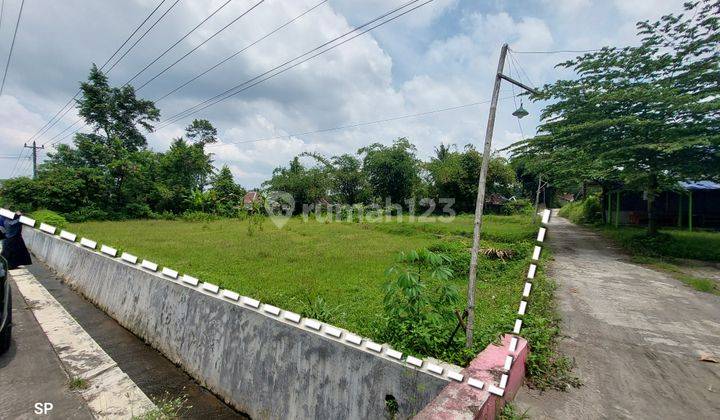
0, 256, 11, 354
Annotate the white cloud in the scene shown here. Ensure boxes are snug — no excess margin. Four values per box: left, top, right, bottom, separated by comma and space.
0, 0, 691, 186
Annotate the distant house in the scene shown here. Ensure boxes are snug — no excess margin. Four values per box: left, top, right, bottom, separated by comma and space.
605, 181, 720, 230
559, 193, 575, 203
243, 191, 261, 209
486, 193, 511, 205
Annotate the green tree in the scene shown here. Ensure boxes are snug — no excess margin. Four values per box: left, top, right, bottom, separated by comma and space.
300, 152, 369, 204
427, 145, 516, 213
77, 64, 160, 151
185, 119, 218, 145
359, 138, 420, 206
510, 0, 719, 234
263, 156, 330, 211
211, 165, 246, 216
156, 138, 214, 214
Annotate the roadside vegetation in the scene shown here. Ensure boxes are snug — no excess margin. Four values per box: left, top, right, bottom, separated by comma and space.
133, 394, 189, 420
68, 377, 89, 390
559, 198, 720, 295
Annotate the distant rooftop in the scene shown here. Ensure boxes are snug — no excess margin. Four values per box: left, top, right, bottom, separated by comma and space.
679, 181, 720, 191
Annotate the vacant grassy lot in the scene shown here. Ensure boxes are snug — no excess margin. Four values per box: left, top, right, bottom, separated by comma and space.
69, 214, 544, 365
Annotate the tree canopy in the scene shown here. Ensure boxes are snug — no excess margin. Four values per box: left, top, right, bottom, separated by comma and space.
510, 0, 719, 232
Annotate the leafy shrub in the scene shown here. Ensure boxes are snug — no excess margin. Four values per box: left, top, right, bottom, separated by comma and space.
30, 209, 68, 229
500, 199, 533, 216
181, 211, 218, 222
376, 249, 462, 359
427, 240, 470, 277
296, 295, 345, 324
65, 206, 110, 223
558, 195, 602, 224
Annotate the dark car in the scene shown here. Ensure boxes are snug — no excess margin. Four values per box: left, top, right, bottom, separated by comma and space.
0, 256, 11, 354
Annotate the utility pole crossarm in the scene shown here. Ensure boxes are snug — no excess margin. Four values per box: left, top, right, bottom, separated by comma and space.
498, 73, 540, 95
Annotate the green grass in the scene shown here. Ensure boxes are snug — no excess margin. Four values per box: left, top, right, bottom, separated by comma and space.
69, 213, 571, 380
68, 377, 89, 390
631, 256, 719, 295
599, 226, 720, 262
133, 394, 189, 420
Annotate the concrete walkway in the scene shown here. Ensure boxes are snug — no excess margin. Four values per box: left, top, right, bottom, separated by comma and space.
0, 277, 93, 420
11, 267, 156, 418
516, 214, 720, 419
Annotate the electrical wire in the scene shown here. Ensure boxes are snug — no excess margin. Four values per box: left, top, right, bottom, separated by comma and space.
158, 0, 432, 129
124, 0, 236, 86
207, 96, 515, 148
105, 0, 182, 73
508, 50, 537, 92
34, 1, 176, 148
0, 0, 25, 96
135, 0, 264, 91
26, 0, 171, 147
155, 0, 328, 103
0, 0, 5, 34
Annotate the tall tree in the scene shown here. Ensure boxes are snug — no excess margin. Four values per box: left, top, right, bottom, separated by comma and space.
211, 165, 246, 216
510, 0, 719, 234
359, 138, 420, 206
301, 152, 369, 204
156, 138, 214, 213
427, 145, 516, 212
263, 156, 330, 211
77, 64, 160, 151
186, 119, 218, 145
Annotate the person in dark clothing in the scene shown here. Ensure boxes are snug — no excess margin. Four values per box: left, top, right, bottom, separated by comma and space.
0, 212, 32, 269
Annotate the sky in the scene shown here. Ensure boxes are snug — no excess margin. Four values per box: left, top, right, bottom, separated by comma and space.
0, 0, 686, 187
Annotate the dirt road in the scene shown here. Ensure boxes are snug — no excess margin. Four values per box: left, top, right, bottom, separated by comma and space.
516, 214, 720, 419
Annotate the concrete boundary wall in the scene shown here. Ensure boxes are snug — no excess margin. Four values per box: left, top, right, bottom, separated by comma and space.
21, 227, 452, 419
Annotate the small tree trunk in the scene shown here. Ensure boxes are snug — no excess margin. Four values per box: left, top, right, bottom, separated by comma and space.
647, 173, 659, 236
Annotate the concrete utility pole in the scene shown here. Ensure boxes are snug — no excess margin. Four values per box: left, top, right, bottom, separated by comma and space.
466, 44, 540, 348
24, 141, 44, 179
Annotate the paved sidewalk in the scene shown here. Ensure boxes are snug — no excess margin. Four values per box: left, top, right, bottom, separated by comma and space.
0, 277, 93, 420
516, 214, 720, 419
26, 258, 246, 419
11, 267, 156, 418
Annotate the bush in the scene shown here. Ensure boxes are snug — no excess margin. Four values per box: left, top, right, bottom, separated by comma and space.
181, 211, 218, 222
29, 209, 68, 229
500, 199, 533, 216
65, 206, 110, 223
376, 249, 462, 360
558, 195, 602, 224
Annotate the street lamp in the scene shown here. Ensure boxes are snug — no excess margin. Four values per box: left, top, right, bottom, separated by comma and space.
512, 101, 529, 119
465, 43, 539, 348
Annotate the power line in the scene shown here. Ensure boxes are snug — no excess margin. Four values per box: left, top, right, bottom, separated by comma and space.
508, 50, 537, 92
207, 96, 515, 147
30, 0, 172, 147
40, 0, 181, 146
105, 0, 182, 73
0, 0, 25, 96
158, 0, 432, 129
124, 0, 235, 86
0, 0, 5, 34
156, 0, 328, 103
136, 0, 264, 92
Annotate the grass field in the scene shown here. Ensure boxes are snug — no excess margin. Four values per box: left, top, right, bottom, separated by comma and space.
69, 214, 553, 368
599, 226, 720, 262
